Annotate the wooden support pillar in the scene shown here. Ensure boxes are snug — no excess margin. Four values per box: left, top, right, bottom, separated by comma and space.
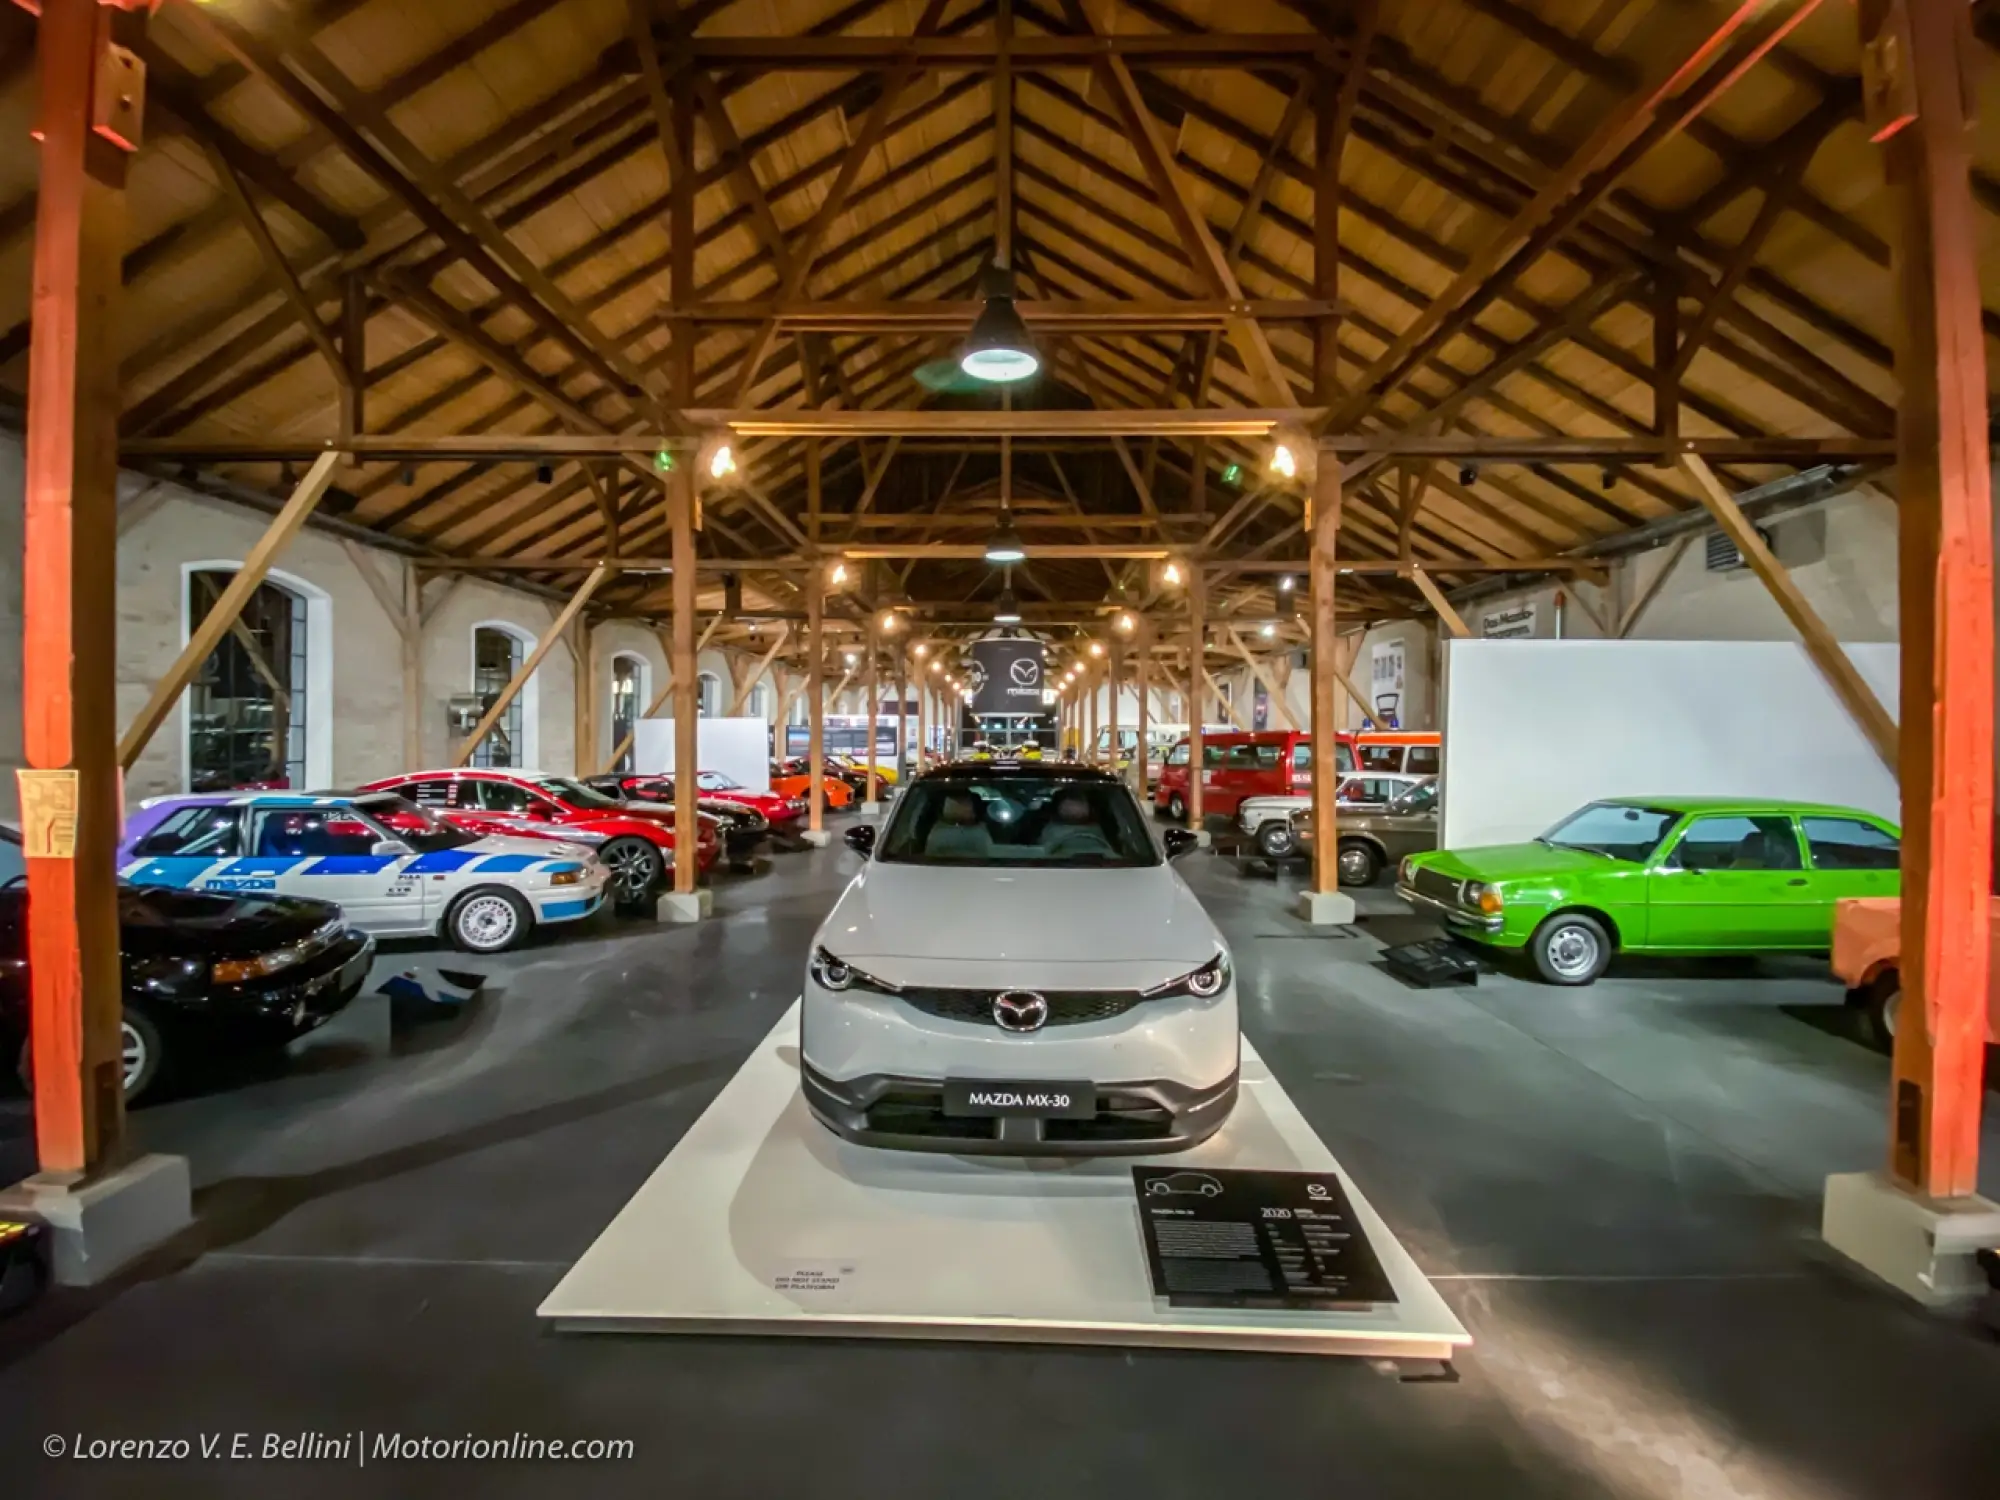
1108, 638, 1123, 772
864, 618, 880, 803
119, 451, 342, 771
807, 567, 825, 834
22, 0, 146, 1176
1872, 0, 1994, 1198
1309, 464, 1346, 897
1652, 274, 1680, 448
671, 468, 699, 894
1187, 570, 1206, 830
896, 653, 909, 776
1135, 621, 1151, 790
452, 564, 610, 765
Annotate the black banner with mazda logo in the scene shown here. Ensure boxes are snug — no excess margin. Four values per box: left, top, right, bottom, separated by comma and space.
968, 636, 1047, 717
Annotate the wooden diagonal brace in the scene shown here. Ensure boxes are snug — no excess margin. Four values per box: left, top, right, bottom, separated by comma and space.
452, 563, 612, 766
119, 451, 342, 770
1682, 454, 1896, 769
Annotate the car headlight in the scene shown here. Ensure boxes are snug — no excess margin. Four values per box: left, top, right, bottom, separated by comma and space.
809, 946, 901, 996
549, 868, 583, 886
1143, 952, 1232, 1000
1462, 880, 1503, 915
1399, 857, 1414, 884
212, 948, 305, 985
128, 955, 207, 991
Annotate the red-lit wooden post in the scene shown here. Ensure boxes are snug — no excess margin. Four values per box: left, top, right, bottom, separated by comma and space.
21, 0, 154, 1178
1867, 0, 1993, 1198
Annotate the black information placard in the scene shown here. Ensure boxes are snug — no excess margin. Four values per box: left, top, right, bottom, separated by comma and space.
1132, 1167, 1397, 1310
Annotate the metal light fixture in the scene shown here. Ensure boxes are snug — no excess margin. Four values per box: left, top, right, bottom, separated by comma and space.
1268, 441, 1298, 481
993, 588, 1022, 625
536, 463, 553, 485
1260, 622, 1277, 639
1089, 641, 1105, 658
878, 608, 899, 633
959, 263, 1040, 384
1459, 463, 1480, 486
984, 509, 1027, 564
844, 651, 858, 667
1162, 560, 1184, 586
1116, 612, 1135, 633
830, 560, 850, 586
1278, 574, 1295, 593
915, 642, 929, 658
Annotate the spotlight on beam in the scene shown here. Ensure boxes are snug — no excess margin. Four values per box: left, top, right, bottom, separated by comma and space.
1458, 463, 1479, 486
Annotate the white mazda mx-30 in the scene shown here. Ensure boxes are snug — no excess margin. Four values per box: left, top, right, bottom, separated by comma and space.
800, 762, 1238, 1154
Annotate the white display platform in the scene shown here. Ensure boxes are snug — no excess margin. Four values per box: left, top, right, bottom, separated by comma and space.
539, 1005, 1470, 1361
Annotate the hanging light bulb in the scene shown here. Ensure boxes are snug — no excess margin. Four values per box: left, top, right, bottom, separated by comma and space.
1278, 574, 1295, 593
959, 263, 1040, 384
1268, 442, 1297, 481
993, 587, 1022, 625
878, 608, 899, 633
830, 560, 850, 587
915, 642, 929, 658
1089, 641, 1105, 658
1162, 560, 1183, 586
699, 431, 739, 483
1116, 613, 1135, 633
1260, 622, 1277, 638
844, 651, 857, 667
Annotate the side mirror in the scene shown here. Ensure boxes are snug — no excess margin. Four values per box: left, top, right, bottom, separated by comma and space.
1163, 828, 1199, 859
371, 839, 413, 857
845, 824, 877, 856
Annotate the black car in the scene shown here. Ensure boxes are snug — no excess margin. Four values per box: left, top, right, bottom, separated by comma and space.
0, 828, 374, 1102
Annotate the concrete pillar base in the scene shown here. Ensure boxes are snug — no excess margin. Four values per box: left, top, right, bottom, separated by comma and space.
1822, 1169, 2000, 1308
0, 1154, 192, 1286
862, 801, 882, 817
1297, 890, 1357, 926
801, 829, 831, 848
657, 889, 714, 924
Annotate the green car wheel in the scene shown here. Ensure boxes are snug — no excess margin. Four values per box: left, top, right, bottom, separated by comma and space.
1530, 912, 1612, 986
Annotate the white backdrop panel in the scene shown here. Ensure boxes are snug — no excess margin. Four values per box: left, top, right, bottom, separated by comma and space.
633, 718, 772, 792
1439, 640, 1898, 849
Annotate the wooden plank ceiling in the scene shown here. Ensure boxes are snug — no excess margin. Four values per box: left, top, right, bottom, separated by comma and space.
1, 0, 1994, 641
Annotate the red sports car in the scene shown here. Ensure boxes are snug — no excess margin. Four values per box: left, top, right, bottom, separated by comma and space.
595, 772, 805, 832
356, 769, 718, 905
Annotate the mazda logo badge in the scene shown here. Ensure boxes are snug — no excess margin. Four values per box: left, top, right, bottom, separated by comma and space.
1009, 657, 1041, 687
992, 990, 1049, 1032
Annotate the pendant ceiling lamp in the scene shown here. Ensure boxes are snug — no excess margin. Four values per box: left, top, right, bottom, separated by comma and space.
983, 510, 1027, 564
959, 264, 1040, 384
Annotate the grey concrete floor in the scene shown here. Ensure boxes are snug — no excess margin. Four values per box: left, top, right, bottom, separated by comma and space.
3, 843, 1998, 1499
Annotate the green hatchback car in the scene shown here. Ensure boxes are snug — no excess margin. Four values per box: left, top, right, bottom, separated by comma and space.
1396, 798, 1901, 985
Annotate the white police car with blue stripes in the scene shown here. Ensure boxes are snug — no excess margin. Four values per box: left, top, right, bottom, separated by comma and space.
119, 793, 610, 954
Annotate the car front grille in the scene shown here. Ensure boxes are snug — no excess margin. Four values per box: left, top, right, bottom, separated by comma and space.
863, 1087, 1176, 1142
898, 987, 1144, 1027
1412, 867, 1465, 907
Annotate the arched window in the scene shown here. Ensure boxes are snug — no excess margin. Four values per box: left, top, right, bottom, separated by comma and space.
696, 670, 722, 719
609, 653, 650, 773
747, 681, 772, 721
182, 563, 331, 792
471, 622, 538, 768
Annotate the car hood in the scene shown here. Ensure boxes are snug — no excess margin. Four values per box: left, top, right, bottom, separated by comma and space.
115, 887, 346, 958
818, 862, 1223, 988
1420, 841, 1634, 882
461, 833, 597, 861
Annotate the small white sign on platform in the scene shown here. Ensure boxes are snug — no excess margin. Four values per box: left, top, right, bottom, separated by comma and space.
633, 717, 771, 792
539, 1005, 1469, 1361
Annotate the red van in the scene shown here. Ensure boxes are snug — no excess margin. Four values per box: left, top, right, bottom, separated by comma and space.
1152, 731, 1345, 822
1152, 730, 1442, 821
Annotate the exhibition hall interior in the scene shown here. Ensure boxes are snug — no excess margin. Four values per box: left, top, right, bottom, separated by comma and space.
3, 0, 2000, 1494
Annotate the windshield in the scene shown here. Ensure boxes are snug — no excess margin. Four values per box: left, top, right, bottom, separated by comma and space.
695, 771, 741, 791
357, 795, 478, 852
534, 776, 625, 811
1540, 802, 1680, 863
877, 774, 1162, 868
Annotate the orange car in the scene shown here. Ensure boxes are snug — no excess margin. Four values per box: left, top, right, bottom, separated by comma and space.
770, 760, 855, 809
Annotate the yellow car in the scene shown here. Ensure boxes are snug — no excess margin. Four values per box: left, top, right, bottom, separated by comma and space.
833, 754, 900, 786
